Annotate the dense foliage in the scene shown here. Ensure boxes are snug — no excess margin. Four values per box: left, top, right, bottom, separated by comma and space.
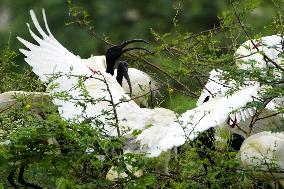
0, 0, 283, 188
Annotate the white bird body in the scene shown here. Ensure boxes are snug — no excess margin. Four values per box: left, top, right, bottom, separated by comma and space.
17, 9, 263, 158
84, 55, 159, 107
235, 35, 284, 70
196, 34, 284, 137
115, 68, 159, 107
240, 131, 284, 188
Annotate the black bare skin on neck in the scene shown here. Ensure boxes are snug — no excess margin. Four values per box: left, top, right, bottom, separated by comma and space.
116, 61, 128, 86
116, 61, 132, 96
228, 133, 245, 151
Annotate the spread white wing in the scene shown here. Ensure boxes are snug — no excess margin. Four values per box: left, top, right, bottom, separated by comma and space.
17, 9, 143, 136
196, 69, 256, 123
136, 83, 260, 157
196, 69, 231, 106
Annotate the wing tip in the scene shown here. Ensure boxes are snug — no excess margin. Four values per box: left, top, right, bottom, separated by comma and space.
29, 9, 35, 17
16, 36, 23, 42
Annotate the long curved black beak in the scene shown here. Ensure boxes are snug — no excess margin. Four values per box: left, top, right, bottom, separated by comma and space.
120, 39, 150, 48
116, 61, 132, 96
120, 39, 151, 54
122, 47, 152, 54
106, 38, 151, 75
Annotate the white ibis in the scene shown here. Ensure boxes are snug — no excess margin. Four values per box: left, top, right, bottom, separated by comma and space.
196, 35, 284, 138
235, 35, 284, 70
17, 9, 263, 159
17, 9, 158, 107
240, 131, 284, 188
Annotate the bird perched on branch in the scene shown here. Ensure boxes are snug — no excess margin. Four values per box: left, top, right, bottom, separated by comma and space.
17, 9, 158, 107
17, 9, 261, 158
196, 35, 284, 138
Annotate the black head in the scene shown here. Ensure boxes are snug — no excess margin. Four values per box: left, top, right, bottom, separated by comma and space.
105, 39, 151, 75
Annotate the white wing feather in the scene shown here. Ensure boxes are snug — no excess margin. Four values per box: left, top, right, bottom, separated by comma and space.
86, 59, 160, 107
137, 83, 260, 157
18, 9, 147, 136
18, 9, 277, 158
196, 69, 229, 106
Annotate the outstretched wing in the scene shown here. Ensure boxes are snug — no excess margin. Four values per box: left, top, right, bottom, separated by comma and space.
136, 83, 260, 157
18, 9, 141, 136
196, 69, 256, 124
17, 9, 92, 83
196, 69, 231, 106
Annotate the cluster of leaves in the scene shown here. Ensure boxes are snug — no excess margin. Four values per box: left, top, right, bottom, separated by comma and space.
0, 46, 45, 93
0, 0, 283, 189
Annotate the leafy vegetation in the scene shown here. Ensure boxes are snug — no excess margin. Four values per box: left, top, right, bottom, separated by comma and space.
0, 0, 283, 188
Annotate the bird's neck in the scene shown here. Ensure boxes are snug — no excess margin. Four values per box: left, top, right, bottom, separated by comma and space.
106, 58, 115, 75
116, 71, 123, 86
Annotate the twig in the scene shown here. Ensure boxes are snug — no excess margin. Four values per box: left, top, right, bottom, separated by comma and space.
256, 112, 283, 121
100, 73, 120, 137
135, 56, 199, 98
231, 2, 284, 72
248, 98, 272, 136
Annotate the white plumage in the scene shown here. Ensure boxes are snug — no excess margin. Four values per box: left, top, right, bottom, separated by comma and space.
196, 69, 233, 106
198, 35, 284, 105
235, 35, 284, 70
19, 9, 158, 107
196, 69, 256, 125
136, 83, 260, 156
17, 9, 262, 157
85, 58, 159, 107
196, 35, 284, 138
240, 131, 284, 188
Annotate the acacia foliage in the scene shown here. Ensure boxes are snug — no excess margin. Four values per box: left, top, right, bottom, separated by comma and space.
0, 0, 283, 188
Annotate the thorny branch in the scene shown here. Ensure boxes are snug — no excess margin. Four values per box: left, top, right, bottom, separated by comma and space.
133, 55, 199, 98
248, 98, 273, 136
231, 2, 284, 73
97, 72, 120, 137
67, 2, 242, 98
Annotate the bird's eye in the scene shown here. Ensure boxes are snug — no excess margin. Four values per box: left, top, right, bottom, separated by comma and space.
203, 96, 210, 103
